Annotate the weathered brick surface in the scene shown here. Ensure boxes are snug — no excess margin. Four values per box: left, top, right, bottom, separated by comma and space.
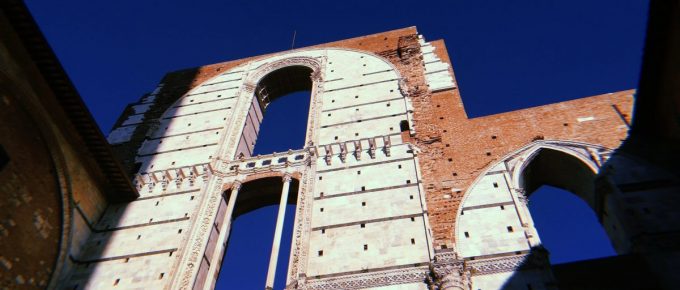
109, 27, 634, 250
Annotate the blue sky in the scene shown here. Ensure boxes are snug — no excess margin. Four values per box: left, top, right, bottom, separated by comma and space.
25, 0, 649, 289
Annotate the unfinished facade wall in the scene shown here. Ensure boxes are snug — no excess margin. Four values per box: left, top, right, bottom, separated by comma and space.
69, 27, 641, 290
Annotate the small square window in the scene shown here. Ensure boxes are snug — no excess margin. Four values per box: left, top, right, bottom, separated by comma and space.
320, 208, 324, 212
178, 229, 182, 234
500, 205, 505, 210
493, 182, 498, 188
361, 186, 366, 191
464, 232, 470, 238
361, 202, 366, 206
334, 136, 338, 140
327, 113, 331, 116
360, 223, 365, 228
411, 238, 415, 245
448, 158, 453, 162
409, 195, 414, 200
363, 244, 368, 250
318, 250, 323, 257
319, 176, 323, 180
406, 180, 411, 184
398, 164, 402, 169
507, 226, 514, 233
410, 217, 415, 222
357, 171, 361, 175
321, 229, 326, 234
386, 103, 391, 107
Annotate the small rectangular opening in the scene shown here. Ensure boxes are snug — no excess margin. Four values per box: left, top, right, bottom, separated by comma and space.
464, 232, 470, 238
137, 235, 141, 240
318, 250, 323, 257
411, 238, 415, 245
493, 182, 498, 188
398, 164, 402, 169
178, 229, 183, 234
361, 202, 366, 206
409, 195, 414, 200
410, 217, 415, 222
507, 226, 514, 233
363, 244, 368, 251
406, 180, 411, 184
500, 205, 505, 210
320, 208, 324, 212
357, 170, 361, 175
114, 279, 120, 286
321, 229, 325, 234
318, 176, 323, 180
361, 186, 365, 191
159, 273, 165, 280
360, 223, 365, 228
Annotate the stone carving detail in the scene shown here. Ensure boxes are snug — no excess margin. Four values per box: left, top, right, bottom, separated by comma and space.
427, 252, 470, 290
288, 166, 315, 284
175, 175, 224, 289
304, 266, 429, 290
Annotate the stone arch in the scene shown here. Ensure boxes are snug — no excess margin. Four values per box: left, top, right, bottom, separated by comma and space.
454, 140, 614, 258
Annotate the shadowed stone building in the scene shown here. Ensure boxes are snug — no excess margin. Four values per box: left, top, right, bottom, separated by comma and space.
1, 0, 679, 289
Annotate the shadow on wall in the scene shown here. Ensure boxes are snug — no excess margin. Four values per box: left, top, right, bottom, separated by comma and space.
65, 66, 205, 289
496, 246, 661, 290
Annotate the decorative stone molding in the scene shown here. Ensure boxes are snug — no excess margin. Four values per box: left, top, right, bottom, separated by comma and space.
304, 266, 430, 290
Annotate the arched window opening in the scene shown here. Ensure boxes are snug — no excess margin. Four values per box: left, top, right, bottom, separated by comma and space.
236, 66, 313, 158
212, 177, 299, 290
528, 186, 616, 263
519, 148, 616, 264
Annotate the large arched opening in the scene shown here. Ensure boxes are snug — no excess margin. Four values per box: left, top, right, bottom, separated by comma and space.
235, 65, 313, 158
213, 177, 300, 290
518, 148, 616, 263
454, 142, 622, 289
213, 64, 315, 290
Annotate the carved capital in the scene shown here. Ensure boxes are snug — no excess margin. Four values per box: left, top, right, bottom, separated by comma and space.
231, 180, 242, 192
282, 173, 292, 183
439, 269, 471, 290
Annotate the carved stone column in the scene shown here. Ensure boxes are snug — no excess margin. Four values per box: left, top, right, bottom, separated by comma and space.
440, 270, 471, 290
265, 174, 293, 290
